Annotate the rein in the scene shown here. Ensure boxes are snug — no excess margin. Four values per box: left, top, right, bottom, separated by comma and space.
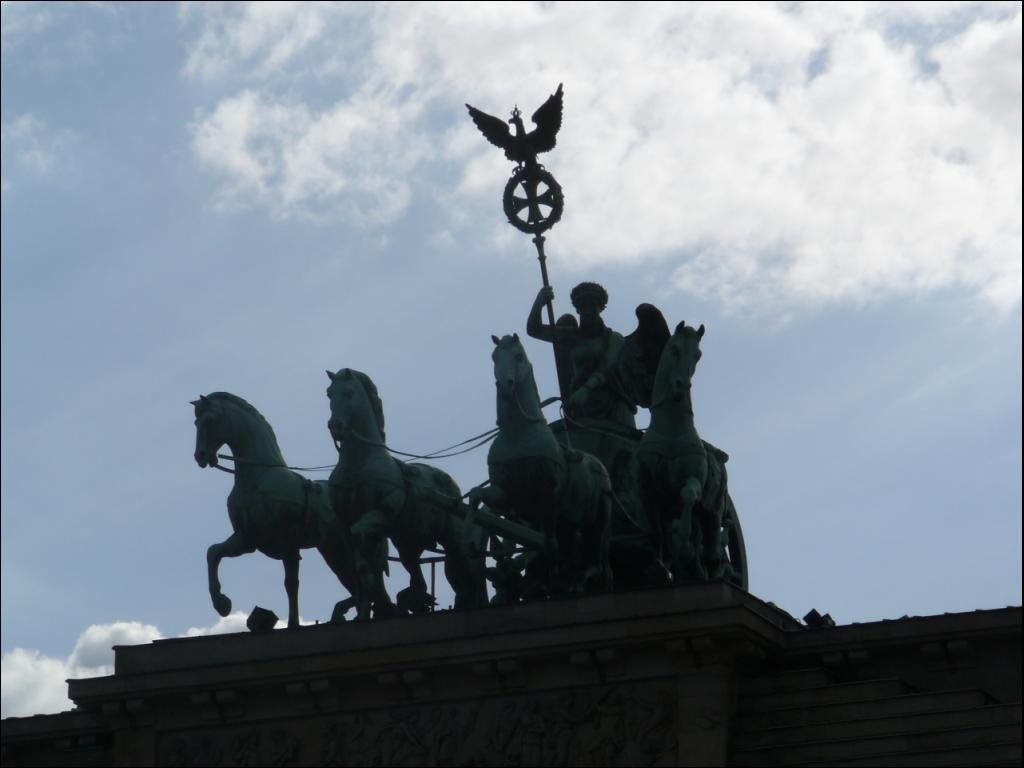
209, 393, 574, 475
505, 383, 550, 424
338, 426, 500, 460
216, 454, 336, 471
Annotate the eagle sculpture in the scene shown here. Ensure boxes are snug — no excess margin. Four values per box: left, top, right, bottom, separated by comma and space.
466, 83, 564, 168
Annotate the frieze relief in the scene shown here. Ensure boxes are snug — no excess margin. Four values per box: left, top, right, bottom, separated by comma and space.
159, 682, 677, 767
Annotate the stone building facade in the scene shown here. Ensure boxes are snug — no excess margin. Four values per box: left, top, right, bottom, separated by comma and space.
2, 583, 1021, 766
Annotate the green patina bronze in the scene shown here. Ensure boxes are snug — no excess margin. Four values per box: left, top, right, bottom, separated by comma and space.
525, 286, 748, 591
635, 323, 746, 587
192, 393, 358, 629
188, 84, 750, 627
467, 334, 612, 598
326, 369, 489, 620
528, 284, 637, 429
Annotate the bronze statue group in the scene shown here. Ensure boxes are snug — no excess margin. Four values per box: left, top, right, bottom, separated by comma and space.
193, 284, 745, 626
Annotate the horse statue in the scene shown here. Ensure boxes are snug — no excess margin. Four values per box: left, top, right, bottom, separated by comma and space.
634, 323, 739, 583
326, 368, 488, 620
468, 334, 612, 596
192, 392, 362, 628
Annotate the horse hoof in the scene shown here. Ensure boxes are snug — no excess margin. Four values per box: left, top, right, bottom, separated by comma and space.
213, 594, 232, 617
330, 599, 354, 624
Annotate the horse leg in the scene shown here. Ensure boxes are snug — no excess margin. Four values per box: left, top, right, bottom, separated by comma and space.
283, 553, 300, 629
673, 477, 703, 580
317, 539, 358, 623
443, 525, 482, 611
207, 532, 255, 617
397, 543, 432, 614
351, 510, 390, 621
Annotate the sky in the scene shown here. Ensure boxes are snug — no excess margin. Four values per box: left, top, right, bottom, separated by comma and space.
1, 1, 1020, 719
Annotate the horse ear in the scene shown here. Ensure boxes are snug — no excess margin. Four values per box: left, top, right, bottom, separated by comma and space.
200, 394, 210, 404
697, 324, 705, 339
491, 335, 500, 345
513, 332, 519, 342
326, 369, 337, 380
675, 321, 687, 335
190, 399, 200, 407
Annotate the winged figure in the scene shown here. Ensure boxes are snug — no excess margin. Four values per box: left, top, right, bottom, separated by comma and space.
617, 303, 671, 409
466, 83, 564, 167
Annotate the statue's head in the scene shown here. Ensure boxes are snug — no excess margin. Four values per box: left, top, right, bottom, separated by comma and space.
570, 282, 608, 326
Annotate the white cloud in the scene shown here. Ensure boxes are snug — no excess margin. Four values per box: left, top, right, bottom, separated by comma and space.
183, 611, 251, 636
0, 620, 203, 718
180, 1, 343, 81
0, 2, 56, 52
66, 621, 164, 677
0, 612, 309, 718
2, 115, 59, 173
1, 649, 71, 720
1, 2, 123, 68
190, 89, 426, 222
181, 2, 1022, 312
1, 114, 74, 193
1, 621, 162, 718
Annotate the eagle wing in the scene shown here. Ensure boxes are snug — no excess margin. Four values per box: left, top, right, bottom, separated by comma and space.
528, 83, 564, 154
466, 104, 513, 151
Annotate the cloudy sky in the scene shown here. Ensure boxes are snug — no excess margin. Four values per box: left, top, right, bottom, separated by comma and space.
2, 1, 1020, 718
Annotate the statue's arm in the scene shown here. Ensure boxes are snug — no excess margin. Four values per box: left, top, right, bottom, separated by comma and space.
526, 286, 558, 343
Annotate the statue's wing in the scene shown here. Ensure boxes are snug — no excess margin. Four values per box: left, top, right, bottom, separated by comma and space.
466, 104, 513, 151
617, 303, 670, 408
528, 83, 563, 154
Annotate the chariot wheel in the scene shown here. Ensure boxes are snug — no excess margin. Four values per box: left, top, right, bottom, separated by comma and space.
721, 493, 748, 591
503, 165, 564, 235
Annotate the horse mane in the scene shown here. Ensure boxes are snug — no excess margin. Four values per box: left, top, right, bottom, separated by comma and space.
206, 392, 286, 463
345, 370, 387, 442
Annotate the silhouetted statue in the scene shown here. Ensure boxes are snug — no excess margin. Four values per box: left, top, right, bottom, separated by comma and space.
326, 369, 489, 620
192, 393, 362, 628
466, 84, 563, 170
527, 283, 670, 430
467, 84, 565, 236
187, 82, 751, 631
468, 334, 612, 597
634, 323, 740, 583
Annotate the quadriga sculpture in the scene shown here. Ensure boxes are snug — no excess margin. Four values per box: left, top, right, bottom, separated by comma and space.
192, 392, 360, 628
326, 368, 488, 620
468, 334, 612, 597
634, 323, 736, 582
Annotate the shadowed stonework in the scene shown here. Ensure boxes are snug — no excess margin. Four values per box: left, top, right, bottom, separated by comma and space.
2, 584, 1020, 766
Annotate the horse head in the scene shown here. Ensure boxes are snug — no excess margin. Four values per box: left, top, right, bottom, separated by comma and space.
490, 333, 532, 403
653, 322, 705, 407
326, 368, 386, 443
192, 392, 284, 470
192, 393, 225, 468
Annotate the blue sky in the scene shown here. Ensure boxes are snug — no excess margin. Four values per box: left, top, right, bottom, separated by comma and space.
2, 1, 1020, 717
